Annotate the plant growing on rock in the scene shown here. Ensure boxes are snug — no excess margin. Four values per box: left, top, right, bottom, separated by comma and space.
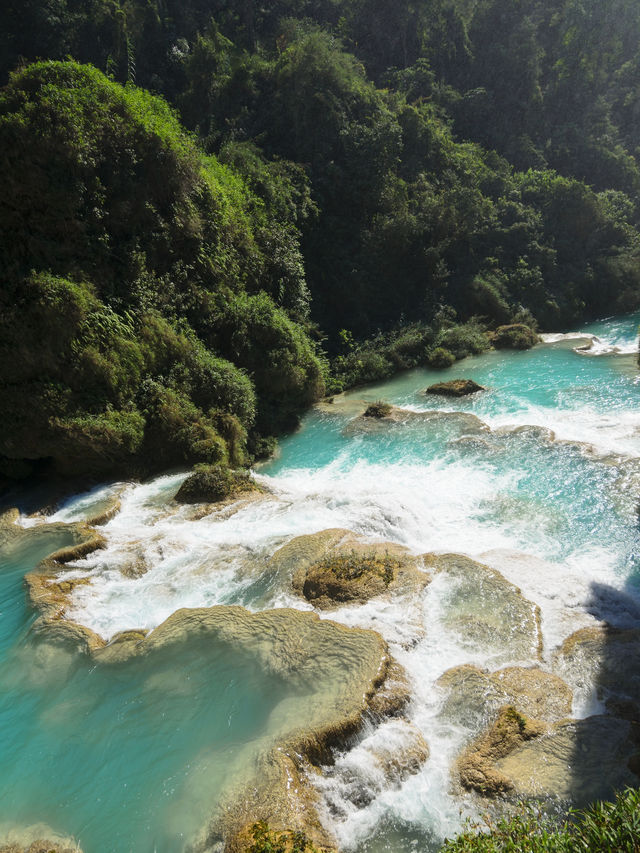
363, 401, 393, 418
249, 821, 320, 853
174, 463, 262, 504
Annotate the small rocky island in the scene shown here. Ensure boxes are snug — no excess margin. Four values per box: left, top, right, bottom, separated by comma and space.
425, 379, 486, 397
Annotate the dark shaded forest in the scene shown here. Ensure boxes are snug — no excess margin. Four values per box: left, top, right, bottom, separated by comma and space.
1, 0, 640, 481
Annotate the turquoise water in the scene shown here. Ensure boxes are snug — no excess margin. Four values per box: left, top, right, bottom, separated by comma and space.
1, 314, 640, 851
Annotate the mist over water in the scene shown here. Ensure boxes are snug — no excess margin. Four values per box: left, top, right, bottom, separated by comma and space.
2, 313, 640, 852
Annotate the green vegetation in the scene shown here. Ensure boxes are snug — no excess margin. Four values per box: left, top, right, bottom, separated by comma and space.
0, 62, 324, 479
2, 0, 640, 481
491, 325, 540, 350
174, 463, 262, 504
313, 552, 401, 586
442, 786, 640, 852
248, 821, 320, 853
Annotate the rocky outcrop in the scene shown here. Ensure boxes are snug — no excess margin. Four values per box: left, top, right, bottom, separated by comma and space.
438, 664, 573, 729
282, 530, 429, 608
426, 554, 542, 664
175, 464, 264, 505
456, 698, 640, 804
493, 715, 640, 805
425, 379, 485, 397
24, 528, 107, 637
490, 324, 540, 350
457, 705, 546, 795
353, 407, 489, 433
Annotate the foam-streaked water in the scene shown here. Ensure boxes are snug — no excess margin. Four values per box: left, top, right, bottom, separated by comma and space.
2, 313, 640, 852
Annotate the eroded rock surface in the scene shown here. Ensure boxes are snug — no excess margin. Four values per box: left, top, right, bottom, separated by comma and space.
318, 719, 429, 814
25, 602, 406, 853
438, 664, 573, 729
0, 842, 80, 853
494, 715, 640, 805
344, 408, 490, 440
427, 554, 542, 665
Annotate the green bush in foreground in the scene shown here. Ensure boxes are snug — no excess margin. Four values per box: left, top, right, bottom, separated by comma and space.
442, 787, 640, 852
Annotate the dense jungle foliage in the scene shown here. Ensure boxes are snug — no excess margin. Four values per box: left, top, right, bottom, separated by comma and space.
1, 0, 640, 481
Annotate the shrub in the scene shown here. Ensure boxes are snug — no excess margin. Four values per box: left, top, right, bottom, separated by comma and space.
491, 324, 539, 350
427, 347, 456, 368
437, 320, 491, 359
363, 401, 393, 418
175, 463, 261, 504
442, 787, 640, 852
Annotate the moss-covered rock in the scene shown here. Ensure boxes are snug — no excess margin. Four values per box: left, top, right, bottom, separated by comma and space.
285, 531, 429, 609
175, 464, 263, 505
491, 324, 540, 350
363, 401, 393, 418
425, 379, 485, 397
233, 821, 328, 853
301, 551, 401, 603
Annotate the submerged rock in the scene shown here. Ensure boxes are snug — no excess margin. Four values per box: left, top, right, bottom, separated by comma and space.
284, 530, 429, 608
133, 607, 404, 852
23, 600, 407, 853
426, 554, 542, 664
344, 407, 490, 440
438, 664, 573, 729
0, 842, 81, 853
425, 379, 485, 397
0, 823, 81, 853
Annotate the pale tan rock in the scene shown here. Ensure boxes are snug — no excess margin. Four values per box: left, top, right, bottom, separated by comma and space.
457, 705, 546, 795
438, 664, 573, 728
426, 554, 542, 664
282, 530, 429, 609
495, 715, 640, 805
